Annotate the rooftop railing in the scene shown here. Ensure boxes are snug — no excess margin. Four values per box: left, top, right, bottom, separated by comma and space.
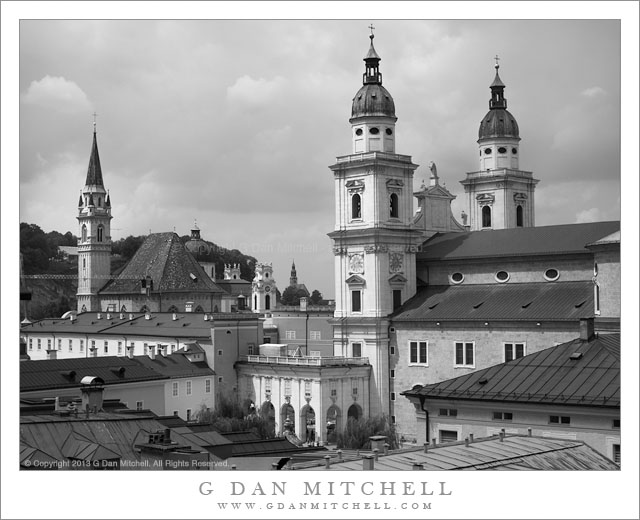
240, 355, 370, 366
334, 151, 413, 164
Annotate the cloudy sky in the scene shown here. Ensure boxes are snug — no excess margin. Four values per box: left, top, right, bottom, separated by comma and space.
12, 15, 626, 298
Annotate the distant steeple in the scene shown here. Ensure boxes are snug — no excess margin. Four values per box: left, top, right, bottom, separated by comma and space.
290, 260, 298, 287
363, 27, 382, 86
489, 55, 507, 110
85, 124, 104, 187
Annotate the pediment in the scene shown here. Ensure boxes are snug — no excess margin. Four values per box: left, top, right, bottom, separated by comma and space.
345, 274, 366, 285
388, 274, 408, 284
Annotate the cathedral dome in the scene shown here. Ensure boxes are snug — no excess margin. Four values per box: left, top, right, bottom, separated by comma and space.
351, 84, 396, 119
478, 108, 519, 140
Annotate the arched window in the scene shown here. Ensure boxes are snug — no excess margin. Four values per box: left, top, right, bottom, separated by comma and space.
254, 295, 257, 309
81, 224, 87, 242
516, 205, 523, 227
97, 225, 104, 242
140, 305, 150, 313
98, 197, 102, 207
167, 305, 179, 313
389, 193, 399, 218
195, 305, 204, 313
120, 305, 127, 312
482, 206, 492, 228
265, 294, 271, 311
351, 193, 361, 219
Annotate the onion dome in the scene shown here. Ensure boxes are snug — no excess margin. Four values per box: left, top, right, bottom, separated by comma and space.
478, 61, 519, 140
350, 33, 396, 121
184, 221, 212, 261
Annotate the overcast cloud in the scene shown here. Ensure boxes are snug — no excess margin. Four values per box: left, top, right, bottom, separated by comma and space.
16, 19, 623, 297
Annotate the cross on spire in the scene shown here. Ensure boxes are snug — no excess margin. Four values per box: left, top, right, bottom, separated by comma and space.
92, 111, 98, 132
368, 24, 375, 36
494, 55, 500, 68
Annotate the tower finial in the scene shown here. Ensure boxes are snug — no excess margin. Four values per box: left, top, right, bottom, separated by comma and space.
494, 54, 500, 70
92, 111, 97, 133
368, 23, 375, 38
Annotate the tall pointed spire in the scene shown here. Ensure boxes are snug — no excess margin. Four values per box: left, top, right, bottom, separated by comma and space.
85, 121, 104, 186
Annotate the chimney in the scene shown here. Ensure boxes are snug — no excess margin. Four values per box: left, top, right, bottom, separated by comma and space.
46, 349, 57, 360
528, 428, 532, 437
431, 438, 437, 447
362, 455, 374, 471
383, 443, 389, 456
469, 433, 474, 443
579, 318, 595, 341
70, 314, 76, 322
423, 442, 429, 454
157, 344, 166, 357
204, 314, 209, 321
54, 396, 61, 411
119, 313, 125, 320
324, 455, 331, 469
499, 431, 505, 442
97, 313, 102, 320
373, 448, 379, 461
412, 461, 424, 471
172, 313, 178, 321
80, 378, 104, 413
145, 312, 152, 320
126, 344, 135, 359
465, 437, 469, 448
337, 450, 343, 461
106, 313, 112, 320
164, 428, 171, 444
129, 313, 134, 320
149, 345, 156, 360
369, 435, 386, 453
300, 297, 308, 311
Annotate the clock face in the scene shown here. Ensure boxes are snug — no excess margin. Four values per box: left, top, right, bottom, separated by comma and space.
265, 285, 271, 293
349, 253, 364, 274
389, 252, 404, 273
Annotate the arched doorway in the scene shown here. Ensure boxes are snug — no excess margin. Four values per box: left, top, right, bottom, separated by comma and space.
325, 405, 341, 444
280, 403, 295, 435
347, 403, 362, 421
260, 401, 276, 437
300, 405, 316, 445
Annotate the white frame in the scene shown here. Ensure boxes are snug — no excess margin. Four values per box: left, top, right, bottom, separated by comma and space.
454, 341, 475, 368
172, 381, 179, 397
503, 341, 526, 362
408, 340, 429, 366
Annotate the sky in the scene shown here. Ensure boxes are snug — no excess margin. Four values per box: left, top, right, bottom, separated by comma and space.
11, 16, 626, 299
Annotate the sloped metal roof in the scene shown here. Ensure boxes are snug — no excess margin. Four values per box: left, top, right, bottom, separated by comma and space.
402, 333, 619, 407
100, 232, 224, 294
297, 435, 618, 471
391, 281, 594, 322
418, 221, 620, 261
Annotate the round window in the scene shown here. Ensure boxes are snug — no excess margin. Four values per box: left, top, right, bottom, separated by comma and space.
544, 268, 559, 281
498, 147, 507, 154
385, 128, 393, 136
495, 270, 510, 283
355, 128, 363, 136
484, 148, 492, 155
369, 127, 380, 135
451, 272, 464, 284
512, 148, 518, 154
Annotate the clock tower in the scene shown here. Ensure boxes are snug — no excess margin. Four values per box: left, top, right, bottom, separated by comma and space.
252, 262, 277, 313
328, 32, 422, 416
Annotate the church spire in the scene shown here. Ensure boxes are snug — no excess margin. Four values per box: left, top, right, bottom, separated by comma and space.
363, 26, 382, 86
85, 122, 104, 187
289, 260, 298, 287
489, 56, 507, 110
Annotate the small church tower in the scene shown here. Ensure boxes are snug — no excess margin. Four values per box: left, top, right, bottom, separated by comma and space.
77, 120, 112, 312
289, 260, 298, 287
252, 263, 277, 312
460, 58, 539, 230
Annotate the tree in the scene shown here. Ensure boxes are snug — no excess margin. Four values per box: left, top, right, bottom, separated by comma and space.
310, 289, 323, 305
335, 415, 398, 450
20, 223, 51, 273
195, 392, 274, 439
280, 286, 310, 306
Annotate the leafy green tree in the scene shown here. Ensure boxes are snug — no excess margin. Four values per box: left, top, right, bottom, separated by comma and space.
310, 289, 323, 305
281, 286, 310, 306
335, 415, 398, 450
195, 392, 274, 439
20, 223, 51, 273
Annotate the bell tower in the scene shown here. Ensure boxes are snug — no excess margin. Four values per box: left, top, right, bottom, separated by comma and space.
329, 30, 422, 416
460, 58, 539, 230
252, 263, 277, 313
76, 120, 112, 312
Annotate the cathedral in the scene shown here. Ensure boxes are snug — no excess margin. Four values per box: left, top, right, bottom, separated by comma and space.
328, 32, 619, 435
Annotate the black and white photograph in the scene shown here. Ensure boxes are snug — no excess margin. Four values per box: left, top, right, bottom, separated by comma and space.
2, 2, 638, 519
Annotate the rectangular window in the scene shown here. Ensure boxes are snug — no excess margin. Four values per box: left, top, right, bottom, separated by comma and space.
309, 350, 321, 357
69, 339, 73, 352
104, 341, 109, 354
439, 408, 458, 417
310, 330, 321, 340
247, 344, 255, 355
218, 376, 223, 383
29, 339, 33, 350
186, 409, 192, 421
117, 341, 122, 355
613, 419, 620, 429
171, 344, 177, 353
304, 380, 312, 395
391, 415, 396, 424
79, 339, 84, 352
454, 341, 475, 366
351, 290, 362, 313
504, 342, 525, 362
173, 410, 179, 417
172, 382, 179, 397
217, 349, 223, 356
390, 392, 396, 401
58, 339, 62, 350
37, 339, 42, 350
493, 411, 513, 421
439, 430, 458, 443
285, 330, 296, 340
352, 342, 362, 357
47, 339, 52, 350
284, 379, 292, 396
409, 341, 428, 364
393, 289, 402, 311
262, 336, 272, 344
390, 345, 395, 355
265, 379, 272, 392
205, 379, 211, 393
550, 415, 571, 425
136, 401, 144, 411
612, 444, 620, 464
91, 340, 95, 350
352, 387, 358, 395
143, 343, 148, 354
186, 381, 192, 396
390, 369, 395, 379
